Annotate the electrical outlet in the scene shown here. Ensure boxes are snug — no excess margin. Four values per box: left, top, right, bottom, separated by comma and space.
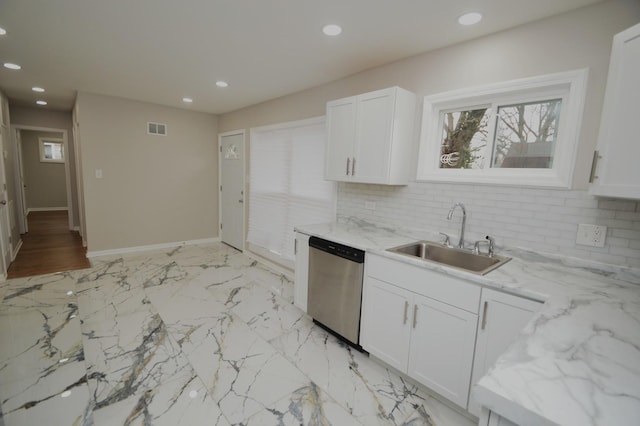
364, 201, 376, 210
576, 224, 607, 247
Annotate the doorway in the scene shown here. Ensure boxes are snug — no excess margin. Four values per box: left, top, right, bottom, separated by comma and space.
4, 124, 85, 278
12, 126, 74, 234
219, 130, 245, 251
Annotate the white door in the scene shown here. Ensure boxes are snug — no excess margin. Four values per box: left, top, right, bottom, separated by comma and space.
468, 289, 542, 416
325, 97, 356, 181
353, 88, 394, 183
219, 131, 245, 251
0, 132, 13, 276
360, 277, 412, 372
16, 130, 28, 233
408, 293, 478, 408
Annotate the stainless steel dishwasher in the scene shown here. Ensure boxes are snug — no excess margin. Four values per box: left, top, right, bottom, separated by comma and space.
307, 236, 365, 347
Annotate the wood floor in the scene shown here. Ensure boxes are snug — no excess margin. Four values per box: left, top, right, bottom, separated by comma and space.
7, 211, 90, 279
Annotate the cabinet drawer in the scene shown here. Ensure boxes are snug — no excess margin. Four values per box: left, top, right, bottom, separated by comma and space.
366, 253, 481, 314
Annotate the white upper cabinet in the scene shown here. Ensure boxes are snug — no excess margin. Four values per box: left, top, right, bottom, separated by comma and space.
590, 23, 640, 199
325, 87, 416, 185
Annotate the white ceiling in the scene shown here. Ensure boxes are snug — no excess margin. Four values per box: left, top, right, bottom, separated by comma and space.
0, 0, 603, 115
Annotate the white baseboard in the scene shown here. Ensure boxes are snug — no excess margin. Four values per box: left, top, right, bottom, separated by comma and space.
71, 226, 80, 232
27, 207, 69, 214
12, 239, 23, 261
86, 237, 221, 259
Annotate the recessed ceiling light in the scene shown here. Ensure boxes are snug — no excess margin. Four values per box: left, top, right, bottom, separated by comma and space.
3, 62, 21, 70
36, 100, 47, 106
0, 28, 6, 36
59, 358, 70, 364
322, 24, 342, 36
182, 97, 193, 103
215, 81, 228, 88
32, 86, 45, 93
188, 390, 198, 398
457, 12, 482, 26
60, 390, 72, 398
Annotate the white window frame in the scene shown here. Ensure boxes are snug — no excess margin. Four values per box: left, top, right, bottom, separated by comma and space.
38, 137, 65, 163
417, 69, 589, 188
247, 116, 337, 266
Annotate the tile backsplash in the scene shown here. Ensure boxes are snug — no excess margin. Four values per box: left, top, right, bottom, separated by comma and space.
337, 182, 640, 269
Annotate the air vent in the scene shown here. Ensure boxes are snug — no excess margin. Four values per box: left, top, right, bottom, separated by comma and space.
147, 122, 167, 136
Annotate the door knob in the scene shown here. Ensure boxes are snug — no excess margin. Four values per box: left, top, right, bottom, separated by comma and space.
238, 199, 244, 203
0, 200, 6, 205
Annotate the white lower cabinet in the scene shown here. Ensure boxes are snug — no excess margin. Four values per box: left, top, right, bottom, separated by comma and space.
361, 253, 480, 408
468, 288, 543, 417
360, 277, 412, 372
293, 232, 310, 312
479, 408, 518, 426
408, 293, 478, 407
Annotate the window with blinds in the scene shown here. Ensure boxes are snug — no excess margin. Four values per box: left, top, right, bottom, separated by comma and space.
248, 117, 336, 263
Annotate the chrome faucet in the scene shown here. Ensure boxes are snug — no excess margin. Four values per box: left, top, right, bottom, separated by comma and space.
447, 203, 466, 249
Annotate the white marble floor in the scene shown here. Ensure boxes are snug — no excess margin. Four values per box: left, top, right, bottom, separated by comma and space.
0, 243, 476, 426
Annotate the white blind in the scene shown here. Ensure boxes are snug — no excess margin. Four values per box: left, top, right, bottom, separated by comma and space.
248, 117, 336, 262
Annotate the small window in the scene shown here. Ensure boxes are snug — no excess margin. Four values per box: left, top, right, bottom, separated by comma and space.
39, 138, 65, 163
418, 69, 588, 188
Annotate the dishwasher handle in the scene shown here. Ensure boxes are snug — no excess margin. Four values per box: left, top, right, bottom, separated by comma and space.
309, 236, 365, 263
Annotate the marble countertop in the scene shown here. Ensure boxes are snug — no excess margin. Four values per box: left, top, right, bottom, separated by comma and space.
295, 219, 640, 426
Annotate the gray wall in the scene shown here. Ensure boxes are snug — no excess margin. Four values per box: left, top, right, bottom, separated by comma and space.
75, 92, 219, 252
9, 107, 79, 228
218, 0, 640, 267
20, 130, 67, 210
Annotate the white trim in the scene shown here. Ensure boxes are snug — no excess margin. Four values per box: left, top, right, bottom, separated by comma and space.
86, 237, 221, 258
218, 129, 246, 252
11, 238, 22, 261
250, 115, 325, 133
417, 69, 589, 188
27, 207, 69, 213
72, 226, 80, 232
0, 273, 6, 283
11, 124, 75, 231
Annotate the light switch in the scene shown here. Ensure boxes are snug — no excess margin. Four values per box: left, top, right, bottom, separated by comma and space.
95, 169, 103, 179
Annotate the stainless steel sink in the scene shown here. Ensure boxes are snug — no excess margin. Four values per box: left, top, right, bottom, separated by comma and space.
387, 241, 510, 275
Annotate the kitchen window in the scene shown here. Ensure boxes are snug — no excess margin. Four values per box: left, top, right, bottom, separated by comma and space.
417, 69, 588, 188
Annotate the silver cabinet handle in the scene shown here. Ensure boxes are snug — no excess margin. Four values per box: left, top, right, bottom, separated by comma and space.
589, 150, 601, 183
346, 158, 350, 175
351, 158, 356, 176
481, 301, 488, 330
412, 304, 418, 329
403, 301, 409, 325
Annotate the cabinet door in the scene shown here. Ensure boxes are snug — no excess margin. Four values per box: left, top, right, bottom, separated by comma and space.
352, 88, 395, 183
468, 288, 542, 416
293, 232, 310, 312
591, 23, 640, 199
325, 96, 356, 181
408, 294, 478, 408
360, 277, 412, 372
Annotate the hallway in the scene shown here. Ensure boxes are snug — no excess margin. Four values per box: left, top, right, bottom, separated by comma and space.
6, 210, 90, 279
